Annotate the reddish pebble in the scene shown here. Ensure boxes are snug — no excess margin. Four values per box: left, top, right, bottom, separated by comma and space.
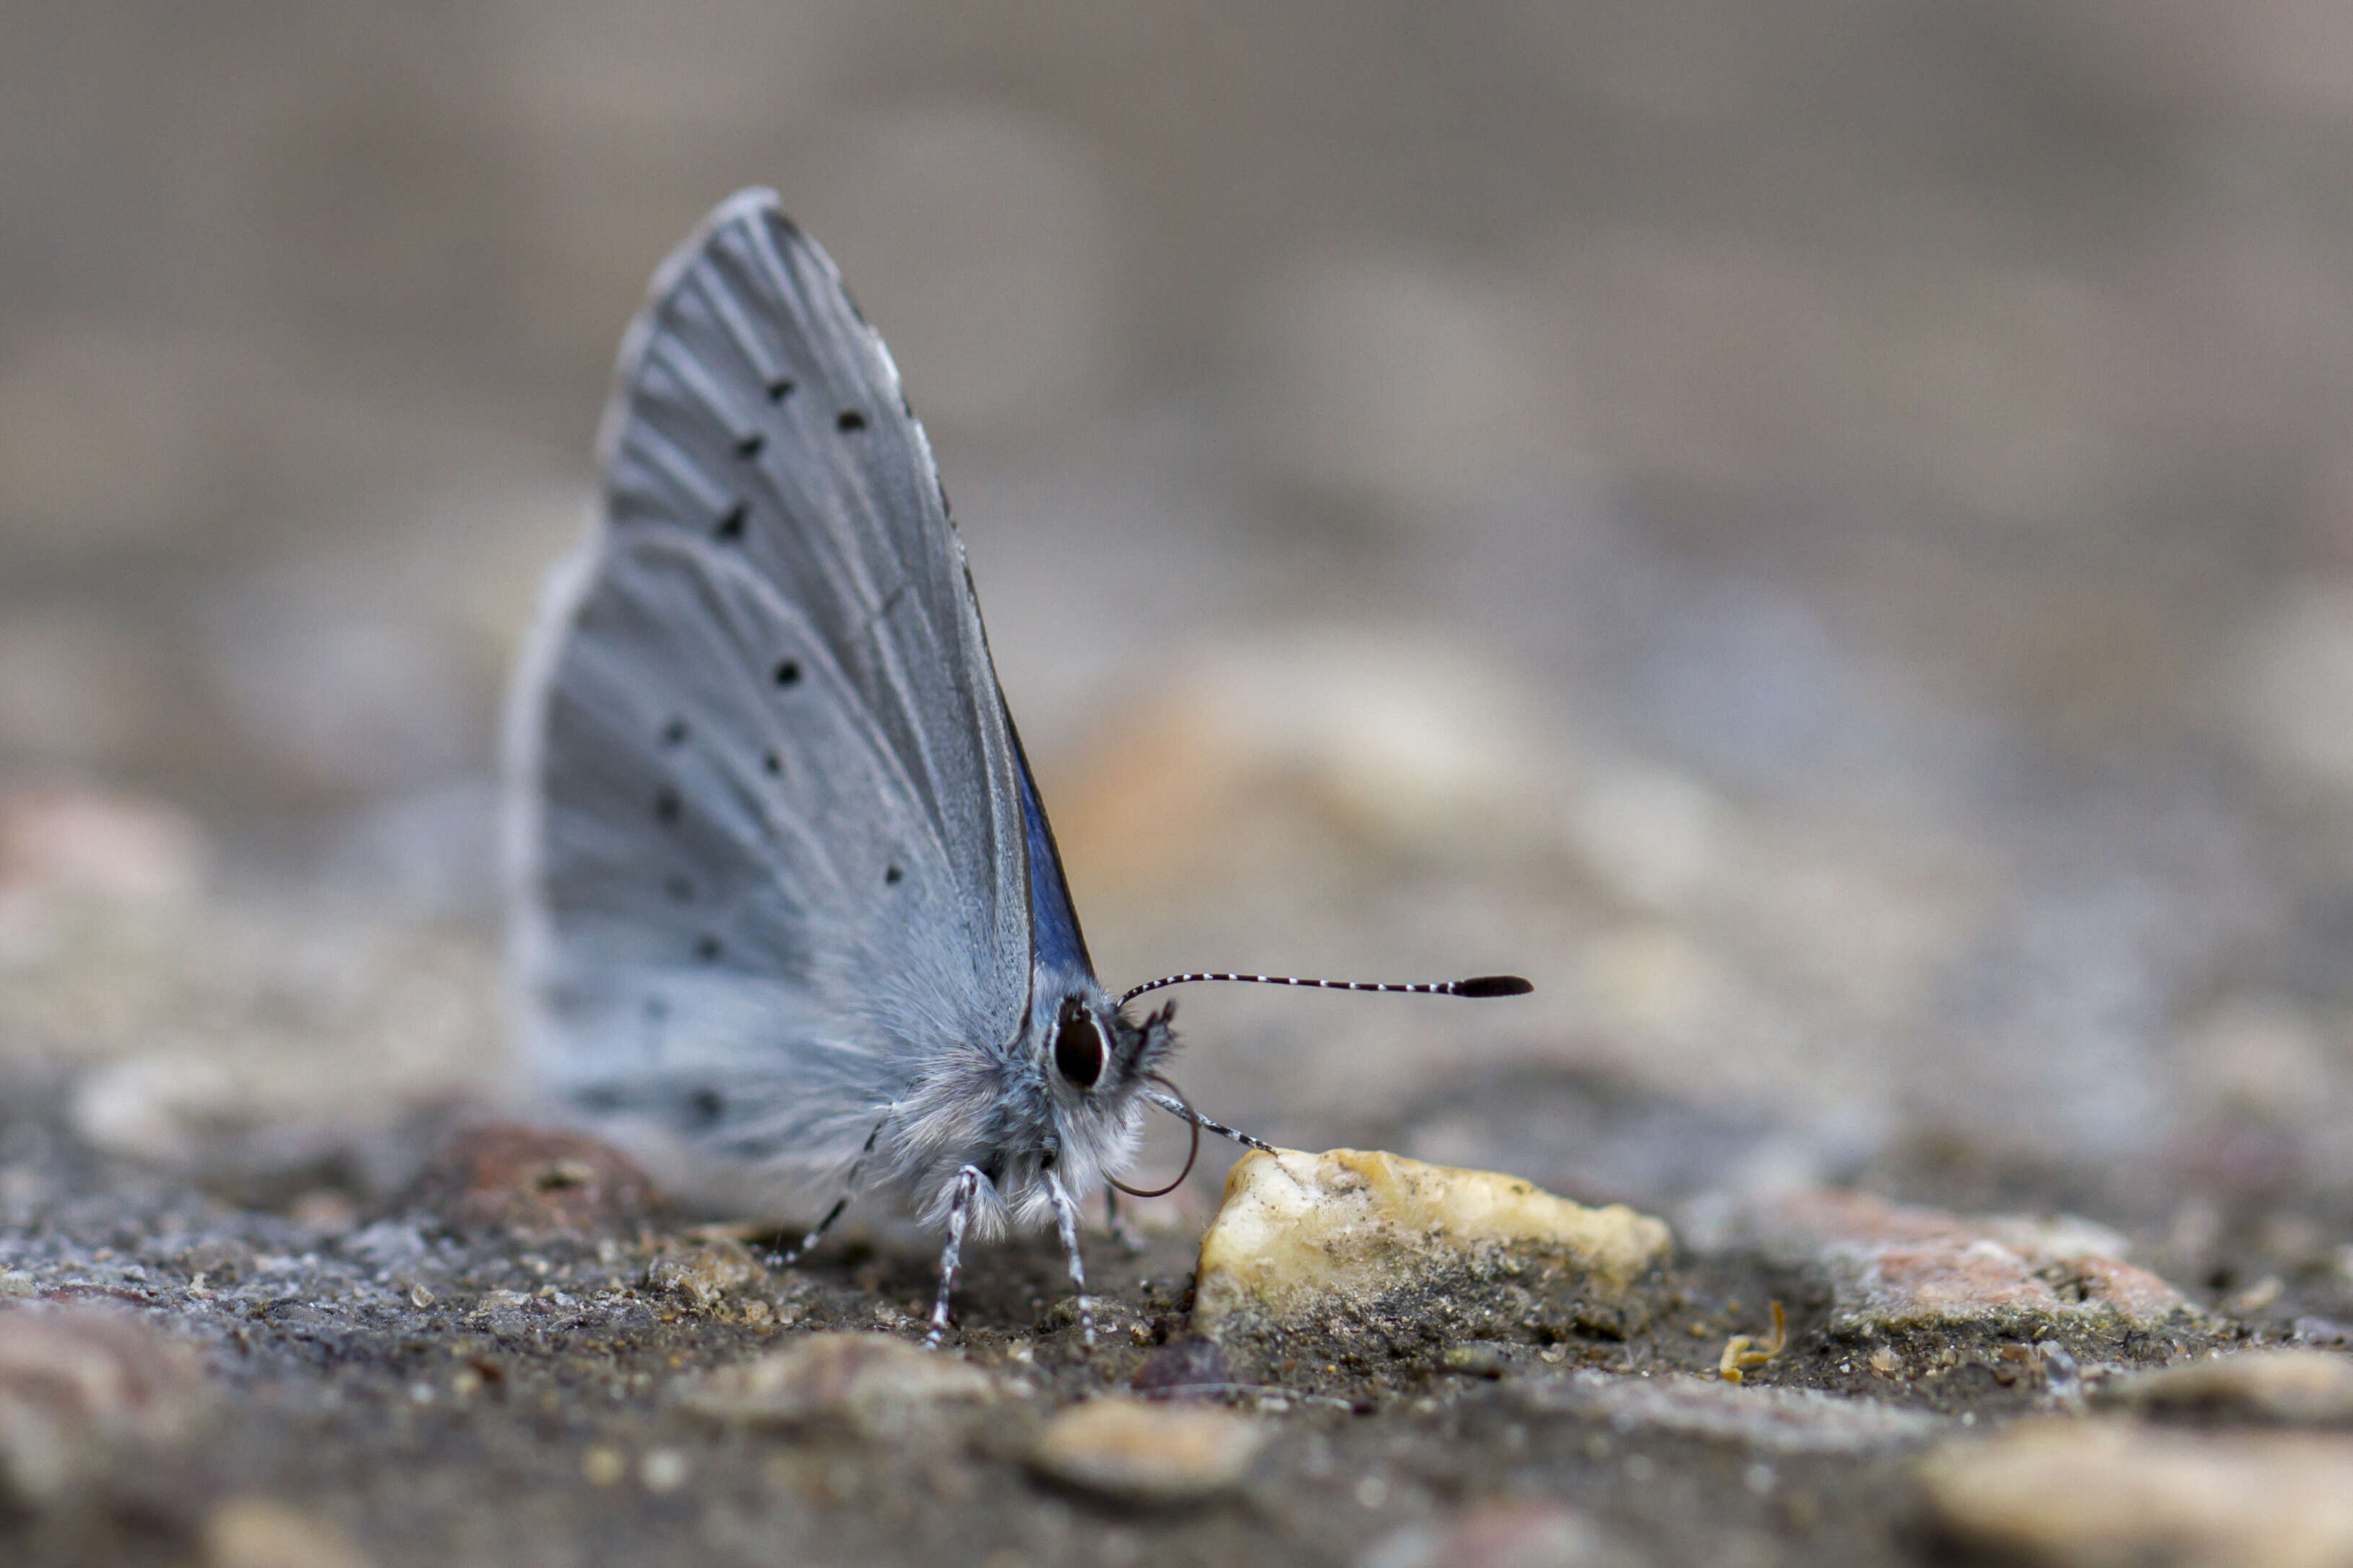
409, 1122, 657, 1236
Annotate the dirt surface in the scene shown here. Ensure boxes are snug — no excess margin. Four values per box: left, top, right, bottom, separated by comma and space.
17, 6, 2353, 1565
2, 1070, 2323, 1568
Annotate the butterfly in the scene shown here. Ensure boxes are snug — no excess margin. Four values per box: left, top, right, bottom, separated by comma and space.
504, 189, 1529, 1345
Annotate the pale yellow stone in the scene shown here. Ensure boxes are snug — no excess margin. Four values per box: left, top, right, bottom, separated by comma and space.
1192, 1148, 1672, 1336
203, 1499, 374, 1568
1923, 1418, 2353, 1568
1027, 1396, 1264, 1502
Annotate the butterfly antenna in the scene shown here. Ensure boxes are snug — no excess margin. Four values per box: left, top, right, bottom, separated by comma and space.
1117, 971, 1532, 1007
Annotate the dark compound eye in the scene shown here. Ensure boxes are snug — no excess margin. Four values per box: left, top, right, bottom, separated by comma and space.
1053, 999, 1104, 1091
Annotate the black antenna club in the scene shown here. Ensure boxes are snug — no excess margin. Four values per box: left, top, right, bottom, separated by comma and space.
1117, 971, 1533, 1007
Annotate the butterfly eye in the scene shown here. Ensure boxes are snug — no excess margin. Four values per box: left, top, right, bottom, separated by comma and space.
1053, 1000, 1104, 1091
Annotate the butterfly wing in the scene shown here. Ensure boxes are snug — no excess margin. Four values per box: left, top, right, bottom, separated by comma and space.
506, 190, 1032, 1178
1008, 715, 1095, 984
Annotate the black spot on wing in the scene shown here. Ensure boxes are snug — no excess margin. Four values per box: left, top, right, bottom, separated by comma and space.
885, 864, 903, 885
660, 717, 688, 747
773, 659, 801, 687
762, 750, 782, 776
694, 935, 722, 962
654, 788, 682, 825
713, 502, 747, 542
734, 433, 765, 459
664, 872, 692, 902
766, 377, 795, 402
688, 1088, 725, 1127
836, 410, 866, 433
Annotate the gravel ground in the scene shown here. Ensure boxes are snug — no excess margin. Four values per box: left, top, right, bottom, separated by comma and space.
14, 5, 2353, 1564
0, 1028, 2331, 1568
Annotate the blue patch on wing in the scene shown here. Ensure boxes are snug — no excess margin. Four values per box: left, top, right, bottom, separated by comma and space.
1009, 720, 1094, 979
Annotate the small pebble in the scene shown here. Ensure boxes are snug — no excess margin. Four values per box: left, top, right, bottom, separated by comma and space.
0, 1302, 206, 1504
1443, 1343, 1508, 1378
0, 787, 208, 913
2097, 1349, 2353, 1427
639, 1448, 691, 1493
407, 1123, 657, 1237
1520, 1369, 1945, 1455
1739, 1190, 2195, 1337
1360, 1501, 1621, 1568
1924, 1418, 2353, 1566
1027, 1395, 1265, 1504
644, 1241, 761, 1312
676, 1332, 997, 1439
202, 1498, 373, 1568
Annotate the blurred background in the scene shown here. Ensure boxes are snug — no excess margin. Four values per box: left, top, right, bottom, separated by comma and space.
7, 0, 2353, 1265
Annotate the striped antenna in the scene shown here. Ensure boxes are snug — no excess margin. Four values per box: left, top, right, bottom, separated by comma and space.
1117, 971, 1532, 1007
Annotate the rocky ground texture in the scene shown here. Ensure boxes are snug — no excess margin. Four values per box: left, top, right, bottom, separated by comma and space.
20, 5, 2353, 1565
4, 1079, 2347, 1568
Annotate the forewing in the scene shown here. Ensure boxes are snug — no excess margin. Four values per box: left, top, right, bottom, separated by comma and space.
1008, 716, 1095, 983
507, 190, 1030, 1170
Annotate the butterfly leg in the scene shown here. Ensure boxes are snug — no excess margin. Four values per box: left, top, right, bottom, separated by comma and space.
773, 1193, 850, 1268
772, 1118, 886, 1267
1042, 1168, 1095, 1348
925, 1164, 988, 1350
1102, 1188, 1147, 1254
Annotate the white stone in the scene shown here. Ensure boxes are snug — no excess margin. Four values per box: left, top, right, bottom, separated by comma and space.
1193, 1148, 1671, 1340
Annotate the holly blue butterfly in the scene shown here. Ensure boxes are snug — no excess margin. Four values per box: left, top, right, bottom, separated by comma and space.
504, 190, 1529, 1343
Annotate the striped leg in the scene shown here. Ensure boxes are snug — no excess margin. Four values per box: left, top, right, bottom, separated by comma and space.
925, 1164, 988, 1349
771, 1118, 885, 1266
1103, 1187, 1146, 1253
1043, 1169, 1095, 1348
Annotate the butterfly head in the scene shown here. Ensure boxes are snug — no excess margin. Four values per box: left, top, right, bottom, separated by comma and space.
1046, 991, 1174, 1096
1034, 981, 1175, 1159
934, 979, 1173, 1229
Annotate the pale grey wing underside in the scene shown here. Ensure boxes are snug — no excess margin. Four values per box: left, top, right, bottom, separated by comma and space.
508, 190, 1030, 1174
